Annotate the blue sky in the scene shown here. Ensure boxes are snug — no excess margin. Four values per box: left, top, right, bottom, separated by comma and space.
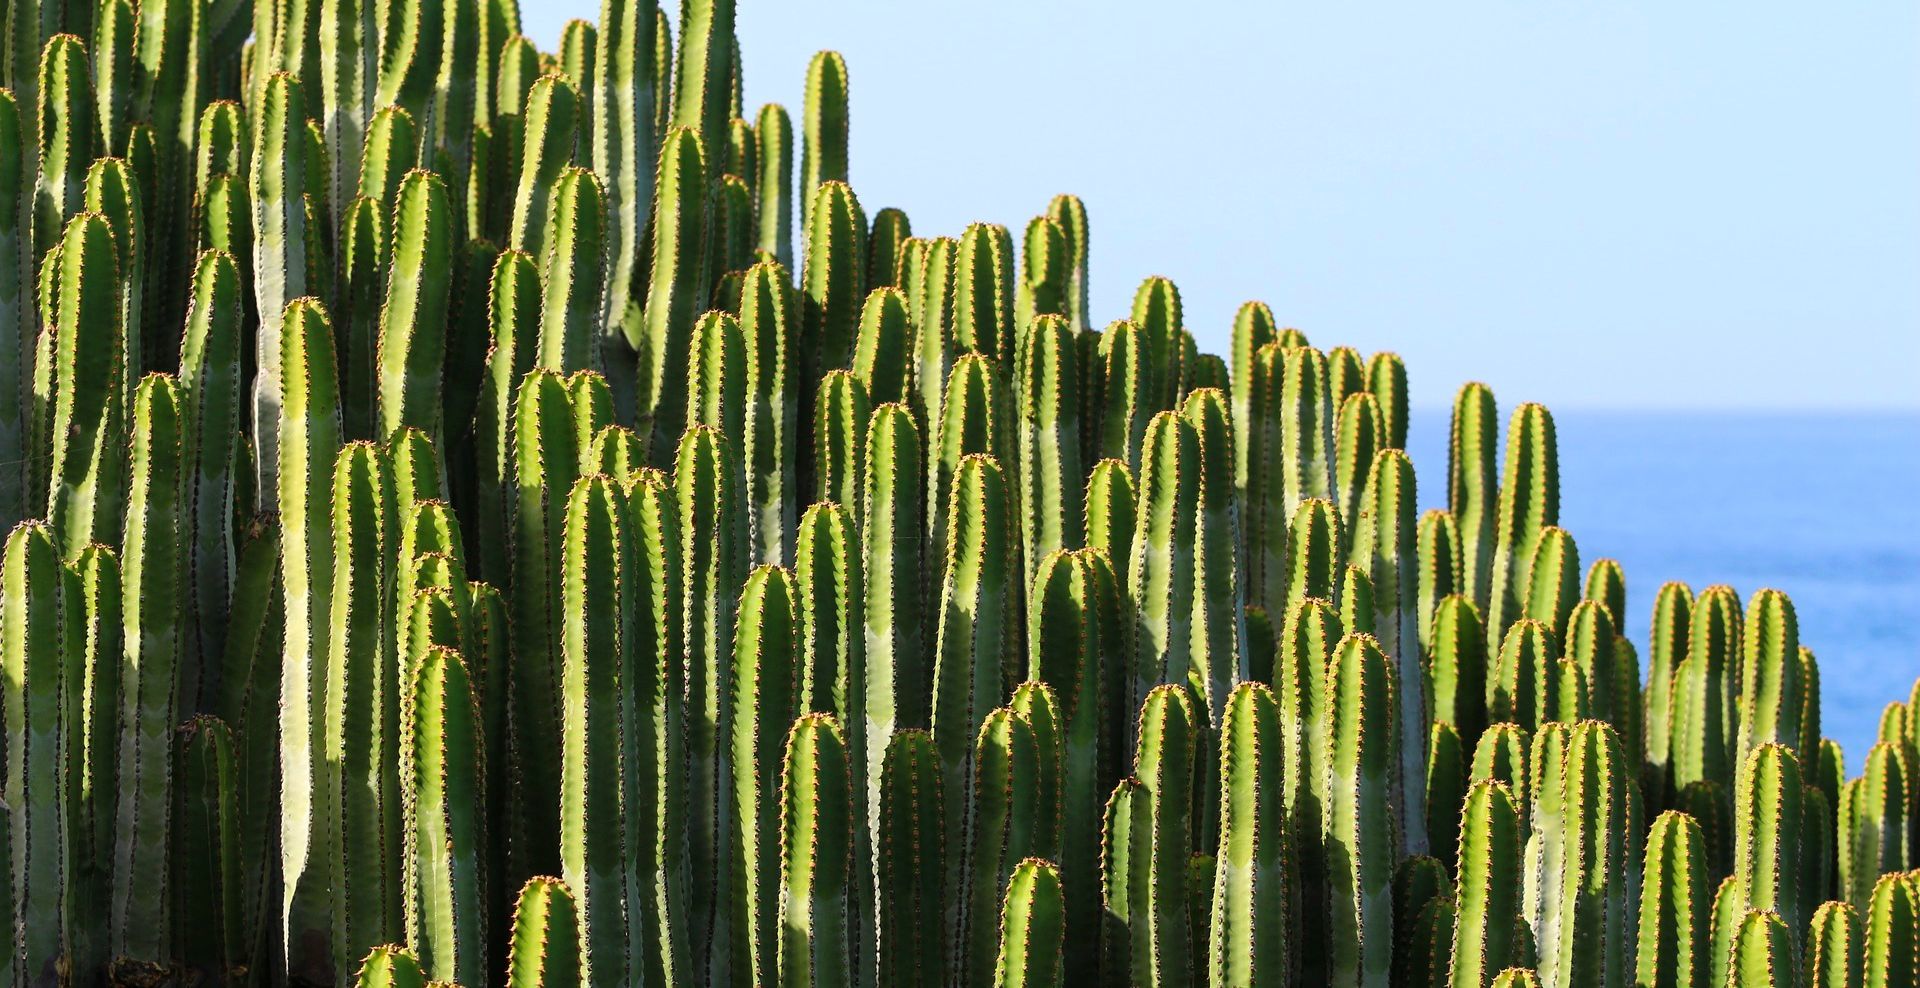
526, 2, 1920, 410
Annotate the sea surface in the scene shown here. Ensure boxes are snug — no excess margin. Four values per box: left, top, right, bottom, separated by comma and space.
1401, 409, 1920, 773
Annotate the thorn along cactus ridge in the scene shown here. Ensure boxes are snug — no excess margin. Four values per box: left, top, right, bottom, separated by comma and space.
0, 2, 1893, 985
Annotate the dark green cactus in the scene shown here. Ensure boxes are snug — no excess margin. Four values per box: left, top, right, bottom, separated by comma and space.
1419, 509, 1463, 653
726, 564, 802, 985
878, 729, 945, 988
47, 211, 127, 559
778, 712, 854, 986
1322, 633, 1403, 987
404, 645, 487, 987
4, 521, 76, 987
741, 261, 799, 564
800, 179, 865, 418
639, 126, 707, 455
1209, 681, 1289, 988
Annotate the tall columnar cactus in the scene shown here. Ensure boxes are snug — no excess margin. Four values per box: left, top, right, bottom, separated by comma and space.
1644, 581, 1693, 803
47, 211, 127, 560
1228, 302, 1275, 503
536, 167, 609, 380
853, 286, 912, 407
954, 222, 1014, 368
4, 521, 75, 987
1332, 390, 1384, 546
326, 442, 403, 967
639, 126, 706, 455
1208, 681, 1289, 988
812, 369, 870, 515
405, 645, 488, 988
992, 858, 1066, 988
800, 49, 849, 224
930, 454, 1015, 939
83, 157, 143, 406
1521, 526, 1580, 644
591, 0, 655, 349
109, 373, 187, 966
180, 250, 244, 678
800, 179, 865, 419
556, 474, 639, 987
1097, 318, 1156, 480
1352, 446, 1429, 852
1180, 388, 1247, 729
1865, 872, 1920, 988
963, 707, 1043, 987
877, 729, 945, 988
376, 170, 453, 440
861, 402, 924, 860
1319, 633, 1405, 986
740, 261, 799, 564
928, 353, 1008, 589
676, 423, 750, 967
1128, 411, 1201, 717
1019, 314, 1084, 589
1633, 810, 1710, 988
1538, 720, 1640, 988
1365, 351, 1409, 451
1125, 683, 1198, 987
755, 102, 794, 266
1483, 403, 1558, 657
1449, 779, 1524, 988
1729, 909, 1794, 987
1028, 549, 1121, 981
1808, 900, 1862, 988
1737, 588, 1804, 760
1449, 382, 1498, 616
1670, 584, 1741, 797
726, 564, 802, 985
778, 712, 854, 987
1734, 743, 1809, 942
1843, 742, 1911, 910
249, 74, 312, 504
1418, 509, 1463, 652
173, 713, 242, 985
508, 877, 583, 988
1430, 595, 1488, 749
1084, 458, 1136, 581
1014, 215, 1067, 334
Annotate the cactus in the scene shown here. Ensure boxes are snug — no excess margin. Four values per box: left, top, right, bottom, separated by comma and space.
1128, 411, 1200, 717
740, 261, 798, 564
1084, 458, 1136, 581
1483, 403, 1558, 658
1419, 509, 1463, 652
726, 564, 802, 985
954, 222, 1014, 369
1537, 720, 1640, 988
1128, 683, 1198, 987
1737, 588, 1804, 760
1209, 681, 1289, 988
853, 285, 912, 407
47, 211, 127, 560
507, 877, 583, 988
800, 180, 865, 418
1729, 909, 1795, 987
639, 126, 707, 454
778, 712, 854, 986
1320, 633, 1403, 986
1098, 320, 1154, 477
1450, 780, 1524, 988
1735, 742, 1809, 942
1670, 585, 1741, 798
1809, 900, 1862, 988
1366, 351, 1409, 450
377, 170, 453, 440
354, 944, 428, 988
1431, 595, 1488, 749
1634, 810, 1710, 988
676, 423, 750, 968
405, 645, 488, 987
1332, 391, 1383, 542
813, 369, 870, 515
4, 521, 76, 986
1842, 742, 1911, 910
1865, 872, 1919, 988
249, 75, 313, 503
1429, 722, 1468, 873
1449, 383, 1498, 616
1028, 549, 1121, 981
862, 403, 925, 867
1019, 314, 1084, 589
1352, 446, 1429, 852
878, 729, 945, 988
535, 167, 608, 380
994, 858, 1066, 988
963, 707, 1043, 987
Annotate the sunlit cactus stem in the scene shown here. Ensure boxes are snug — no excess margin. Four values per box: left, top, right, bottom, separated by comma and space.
1483, 403, 1558, 656
1209, 681, 1289, 988
249, 74, 314, 506
1807, 900, 1862, 988
507, 877, 582, 988
1127, 411, 1200, 718
1130, 684, 1198, 987
405, 645, 488, 988
726, 564, 803, 985
639, 127, 708, 456
47, 211, 128, 560
993, 858, 1066, 988
877, 729, 945, 987
536, 167, 611, 381
963, 708, 1044, 987
740, 261, 798, 564
112, 374, 188, 967
1633, 810, 1710, 988
1538, 720, 1640, 988
779, 712, 855, 986
1019, 314, 1084, 590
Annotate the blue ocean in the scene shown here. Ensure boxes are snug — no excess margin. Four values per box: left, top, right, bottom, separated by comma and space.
1401, 409, 1920, 772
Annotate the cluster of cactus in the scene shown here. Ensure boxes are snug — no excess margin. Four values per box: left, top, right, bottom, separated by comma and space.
0, 0, 1913, 986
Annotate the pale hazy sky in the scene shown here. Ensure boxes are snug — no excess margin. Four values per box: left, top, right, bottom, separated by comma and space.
526, 1, 1920, 410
